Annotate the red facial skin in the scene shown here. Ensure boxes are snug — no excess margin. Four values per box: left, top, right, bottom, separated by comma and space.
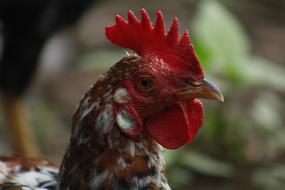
114, 57, 204, 149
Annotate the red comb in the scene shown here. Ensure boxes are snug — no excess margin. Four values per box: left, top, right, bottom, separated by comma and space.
105, 9, 204, 78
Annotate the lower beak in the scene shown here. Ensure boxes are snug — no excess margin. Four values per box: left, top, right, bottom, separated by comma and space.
177, 79, 224, 102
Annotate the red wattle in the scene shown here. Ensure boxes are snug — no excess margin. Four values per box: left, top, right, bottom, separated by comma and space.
145, 100, 204, 149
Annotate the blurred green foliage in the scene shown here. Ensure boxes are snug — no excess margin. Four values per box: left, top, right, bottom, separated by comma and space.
164, 0, 285, 189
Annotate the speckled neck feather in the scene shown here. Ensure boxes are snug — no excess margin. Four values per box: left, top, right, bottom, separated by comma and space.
59, 57, 171, 190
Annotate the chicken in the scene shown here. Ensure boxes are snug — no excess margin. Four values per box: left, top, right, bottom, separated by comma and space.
0, 9, 223, 189
0, 0, 96, 157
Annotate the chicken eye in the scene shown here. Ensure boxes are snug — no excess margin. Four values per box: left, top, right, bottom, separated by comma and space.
136, 75, 155, 92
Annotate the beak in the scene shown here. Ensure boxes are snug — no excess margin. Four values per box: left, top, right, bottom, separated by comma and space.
177, 79, 224, 102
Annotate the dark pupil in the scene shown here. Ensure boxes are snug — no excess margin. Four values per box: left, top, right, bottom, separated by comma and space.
140, 79, 151, 88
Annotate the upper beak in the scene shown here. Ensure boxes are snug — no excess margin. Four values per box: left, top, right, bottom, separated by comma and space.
177, 79, 224, 102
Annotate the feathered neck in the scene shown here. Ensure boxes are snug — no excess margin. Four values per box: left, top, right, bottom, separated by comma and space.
59, 57, 171, 190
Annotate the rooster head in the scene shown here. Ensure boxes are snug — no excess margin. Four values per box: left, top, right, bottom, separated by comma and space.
105, 9, 223, 149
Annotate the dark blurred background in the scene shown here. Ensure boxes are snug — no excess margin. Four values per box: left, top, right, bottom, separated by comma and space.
0, 0, 285, 189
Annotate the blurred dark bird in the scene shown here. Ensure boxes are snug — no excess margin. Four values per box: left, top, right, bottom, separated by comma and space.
0, 9, 223, 189
0, 0, 96, 158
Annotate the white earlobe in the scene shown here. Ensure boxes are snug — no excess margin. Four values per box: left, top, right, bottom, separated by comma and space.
116, 108, 136, 133
114, 88, 131, 104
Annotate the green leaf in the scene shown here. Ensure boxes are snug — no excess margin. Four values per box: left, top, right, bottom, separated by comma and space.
237, 57, 285, 91
181, 151, 234, 177
193, 0, 250, 83
253, 165, 285, 190
193, 0, 250, 66
165, 148, 188, 166
169, 168, 194, 188
250, 92, 283, 130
